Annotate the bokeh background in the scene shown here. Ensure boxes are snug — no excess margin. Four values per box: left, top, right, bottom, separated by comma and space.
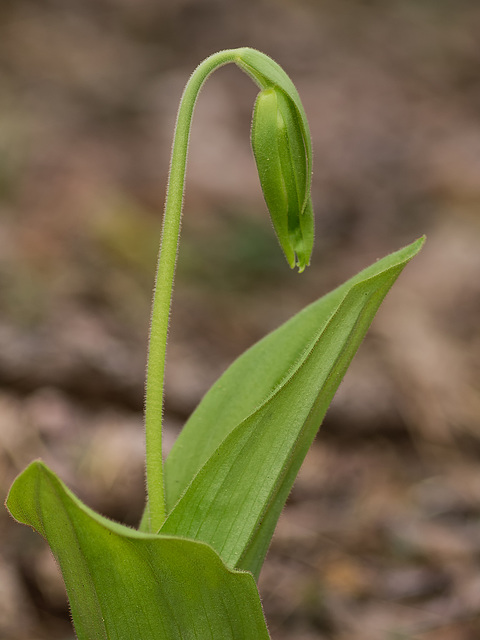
1, 1, 480, 639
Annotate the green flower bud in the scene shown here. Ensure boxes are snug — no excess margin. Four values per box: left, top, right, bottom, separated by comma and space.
251, 86, 314, 272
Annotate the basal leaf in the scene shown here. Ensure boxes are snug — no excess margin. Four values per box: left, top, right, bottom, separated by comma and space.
6, 461, 270, 640
161, 238, 424, 577
165, 238, 424, 515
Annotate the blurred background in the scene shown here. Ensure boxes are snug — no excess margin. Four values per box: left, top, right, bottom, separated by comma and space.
1, 1, 480, 638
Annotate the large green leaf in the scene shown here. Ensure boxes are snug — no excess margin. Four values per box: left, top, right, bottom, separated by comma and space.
6, 461, 270, 640
164, 238, 424, 512
161, 238, 424, 577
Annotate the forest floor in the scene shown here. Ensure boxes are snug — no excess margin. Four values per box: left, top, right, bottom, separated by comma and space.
1, 1, 480, 638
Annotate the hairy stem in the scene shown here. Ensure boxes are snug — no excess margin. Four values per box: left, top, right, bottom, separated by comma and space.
144, 48, 248, 532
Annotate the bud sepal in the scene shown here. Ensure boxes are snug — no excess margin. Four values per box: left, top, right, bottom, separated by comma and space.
251, 86, 314, 272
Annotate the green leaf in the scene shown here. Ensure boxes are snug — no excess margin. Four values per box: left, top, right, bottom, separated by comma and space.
6, 461, 270, 640
162, 238, 425, 577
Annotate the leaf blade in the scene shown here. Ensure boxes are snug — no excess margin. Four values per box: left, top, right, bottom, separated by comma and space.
6, 461, 271, 640
162, 238, 425, 575
165, 238, 425, 514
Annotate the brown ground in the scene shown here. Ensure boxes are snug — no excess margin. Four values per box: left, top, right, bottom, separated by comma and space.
1, 1, 480, 638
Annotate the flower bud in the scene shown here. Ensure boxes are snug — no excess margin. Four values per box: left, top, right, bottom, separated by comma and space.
251, 86, 314, 272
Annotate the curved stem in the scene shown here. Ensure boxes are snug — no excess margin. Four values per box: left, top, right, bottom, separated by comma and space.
144, 48, 246, 532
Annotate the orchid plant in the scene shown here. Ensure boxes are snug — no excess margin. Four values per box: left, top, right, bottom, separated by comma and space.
6, 48, 424, 639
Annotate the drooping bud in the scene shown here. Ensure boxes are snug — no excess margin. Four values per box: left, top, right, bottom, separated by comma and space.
251, 86, 314, 272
